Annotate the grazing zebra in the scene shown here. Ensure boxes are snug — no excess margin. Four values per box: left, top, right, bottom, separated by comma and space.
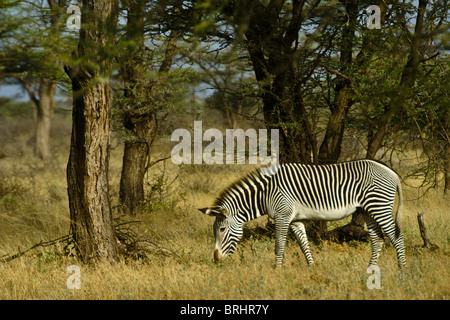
198, 159, 406, 269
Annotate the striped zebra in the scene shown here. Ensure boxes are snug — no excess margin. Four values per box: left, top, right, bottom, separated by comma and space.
198, 159, 406, 269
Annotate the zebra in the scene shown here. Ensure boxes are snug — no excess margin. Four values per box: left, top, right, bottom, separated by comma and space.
198, 159, 406, 269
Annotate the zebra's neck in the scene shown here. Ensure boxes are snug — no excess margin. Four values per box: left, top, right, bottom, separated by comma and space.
216, 169, 269, 223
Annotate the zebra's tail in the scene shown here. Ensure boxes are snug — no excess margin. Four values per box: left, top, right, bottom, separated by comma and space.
394, 176, 403, 238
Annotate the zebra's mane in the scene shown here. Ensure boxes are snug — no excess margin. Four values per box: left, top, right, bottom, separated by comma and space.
213, 168, 264, 207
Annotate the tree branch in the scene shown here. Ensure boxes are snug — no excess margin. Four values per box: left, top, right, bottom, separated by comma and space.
17, 77, 39, 107
419, 52, 440, 63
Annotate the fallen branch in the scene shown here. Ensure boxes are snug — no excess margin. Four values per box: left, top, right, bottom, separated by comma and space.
114, 215, 186, 262
1, 218, 183, 263
417, 211, 439, 251
0, 234, 72, 263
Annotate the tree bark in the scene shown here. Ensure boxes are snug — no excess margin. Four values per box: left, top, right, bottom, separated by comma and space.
65, 0, 119, 262
417, 211, 439, 250
119, 111, 155, 215
445, 139, 450, 193
35, 79, 56, 159
67, 82, 118, 262
444, 106, 450, 193
120, 139, 149, 214
314, 1, 358, 234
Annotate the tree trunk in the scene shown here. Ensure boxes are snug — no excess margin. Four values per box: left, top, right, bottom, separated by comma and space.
315, 1, 358, 233
445, 138, 450, 193
35, 79, 56, 159
119, 120, 154, 214
119, 0, 148, 215
247, 43, 314, 164
263, 93, 314, 164
67, 82, 118, 262
33, 0, 65, 160
318, 0, 357, 164
366, 113, 392, 159
417, 211, 439, 250
65, 0, 119, 262
239, 0, 317, 164
444, 105, 450, 193
119, 0, 178, 215
120, 141, 148, 214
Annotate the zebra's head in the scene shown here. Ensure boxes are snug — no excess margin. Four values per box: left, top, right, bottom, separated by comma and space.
198, 206, 243, 262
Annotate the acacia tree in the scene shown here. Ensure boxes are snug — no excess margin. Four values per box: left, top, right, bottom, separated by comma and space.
346, 0, 448, 187
117, 0, 181, 215
229, 0, 339, 164
0, 0, 68, 159
365, 0, 429, 159
27, 0, 66, 160
192, 0, 448, 235
400, 53, 450, 194
64, 0, 119, 262
118, 0, 153, 215
202, 0, 446, 164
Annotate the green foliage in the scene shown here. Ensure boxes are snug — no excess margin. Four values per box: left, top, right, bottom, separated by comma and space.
112, 65, 197, 142
142, 162, 187, 214
0, 0, 74, 81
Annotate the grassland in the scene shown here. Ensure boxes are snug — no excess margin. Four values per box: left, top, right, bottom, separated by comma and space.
0, 110, 448, 300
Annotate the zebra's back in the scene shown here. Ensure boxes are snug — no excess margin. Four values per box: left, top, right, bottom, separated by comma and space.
267, 160, 398, 220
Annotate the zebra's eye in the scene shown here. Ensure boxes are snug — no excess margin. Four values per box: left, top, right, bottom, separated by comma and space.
219, 226, 226, 233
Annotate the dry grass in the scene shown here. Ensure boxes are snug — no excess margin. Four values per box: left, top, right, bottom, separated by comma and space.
0, 115, 449, 300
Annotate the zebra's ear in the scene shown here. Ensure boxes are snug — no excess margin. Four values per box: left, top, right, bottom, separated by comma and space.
198, 207, 228, 218
198, 207, 213, 215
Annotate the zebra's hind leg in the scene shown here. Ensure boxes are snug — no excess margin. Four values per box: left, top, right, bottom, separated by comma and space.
385, 230, 406, 269
362, 212, 385, 267
366, 210, 407, 269
290, 221, 314, 265
274, 216, 291, 268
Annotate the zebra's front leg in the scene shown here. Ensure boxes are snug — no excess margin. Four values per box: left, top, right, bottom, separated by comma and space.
290, 221, 314, 265
274, 216, 290, 268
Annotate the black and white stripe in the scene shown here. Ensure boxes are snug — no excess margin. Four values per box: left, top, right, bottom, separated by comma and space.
199, 159, 406, 269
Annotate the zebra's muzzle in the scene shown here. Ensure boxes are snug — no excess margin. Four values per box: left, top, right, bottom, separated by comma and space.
214, 249, 221, 262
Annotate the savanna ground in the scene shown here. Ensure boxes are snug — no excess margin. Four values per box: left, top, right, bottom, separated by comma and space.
0, 104, 448, 300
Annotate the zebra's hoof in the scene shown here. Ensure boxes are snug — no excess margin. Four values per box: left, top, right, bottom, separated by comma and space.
398, 264, 407, 271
